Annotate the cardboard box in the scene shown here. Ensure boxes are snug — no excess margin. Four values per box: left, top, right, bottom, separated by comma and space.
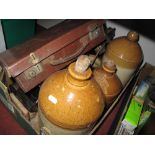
114, 63, 155, 135
0, 63, 143, 135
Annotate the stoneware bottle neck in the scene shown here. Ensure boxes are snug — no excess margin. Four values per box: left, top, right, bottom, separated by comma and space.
102, 62, 116, 77
67, 63, 92, 87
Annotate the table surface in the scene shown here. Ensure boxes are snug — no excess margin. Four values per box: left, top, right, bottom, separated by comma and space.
0, 100, 28, 135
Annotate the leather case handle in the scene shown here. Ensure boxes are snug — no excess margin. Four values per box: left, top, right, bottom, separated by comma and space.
49, 39, 89, 66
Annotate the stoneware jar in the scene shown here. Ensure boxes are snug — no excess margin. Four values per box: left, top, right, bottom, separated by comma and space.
38, 55, 105, 134
102, 31, 143, 86
93, 61, 122, 107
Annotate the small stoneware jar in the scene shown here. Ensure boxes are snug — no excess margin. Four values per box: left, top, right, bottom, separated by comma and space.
93, 61, 122, 107
102, 31, 143, 86
38, 55, 105, 134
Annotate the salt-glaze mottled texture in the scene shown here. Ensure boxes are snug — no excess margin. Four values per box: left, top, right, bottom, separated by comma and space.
38, 63, 105, 130
93, 63, 122, 107
102, 31, 143, 85
38, 107, 94, 135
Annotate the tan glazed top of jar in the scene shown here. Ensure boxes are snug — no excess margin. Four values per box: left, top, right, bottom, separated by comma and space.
38, 56, 105, 130
105, 31, 143, 68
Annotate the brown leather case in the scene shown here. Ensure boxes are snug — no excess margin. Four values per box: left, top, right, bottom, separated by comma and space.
0, 19, 105, 92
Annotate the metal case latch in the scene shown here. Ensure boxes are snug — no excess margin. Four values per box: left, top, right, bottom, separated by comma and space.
24, 64, 43, 80
89, 27, 101, 40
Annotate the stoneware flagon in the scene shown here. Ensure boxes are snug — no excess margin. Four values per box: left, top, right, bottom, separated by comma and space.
102, 31, 143, 86
38, 55, 105, 134
93, 61, 122, 107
